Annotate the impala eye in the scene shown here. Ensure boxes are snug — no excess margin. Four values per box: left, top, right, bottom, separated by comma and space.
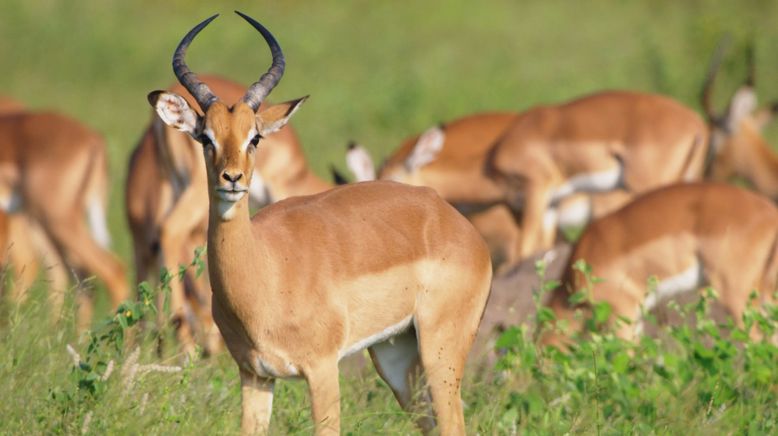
250, 134, 261, 147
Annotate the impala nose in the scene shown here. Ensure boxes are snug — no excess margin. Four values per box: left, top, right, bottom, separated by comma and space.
222, 171, 243, 183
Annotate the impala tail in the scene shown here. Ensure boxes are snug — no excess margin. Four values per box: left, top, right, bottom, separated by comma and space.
85, 140, 112, 249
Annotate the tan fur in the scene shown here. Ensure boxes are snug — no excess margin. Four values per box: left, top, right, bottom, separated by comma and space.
151, 88, 492, 434
542, 183, 778, 348
708, 105, 778, 197
356, 111, 667, 272
488, 90, 709, 259
0, 111, 128, 326
127, 75, 330, 356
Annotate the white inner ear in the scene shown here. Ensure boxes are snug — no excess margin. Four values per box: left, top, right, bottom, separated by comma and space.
405, 126, 445, 172
346, 145, 376, 182
727, 87, 758, 132
154, 93, 198, 135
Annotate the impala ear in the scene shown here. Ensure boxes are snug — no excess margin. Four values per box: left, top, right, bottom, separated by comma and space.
148, 91, 199, 135
345, 142, 376, 182
726, 86, 758, 132
256, 96, 308, 136
405, 125, 445, 172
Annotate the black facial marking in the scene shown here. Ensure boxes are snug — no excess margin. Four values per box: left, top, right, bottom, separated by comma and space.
198, 133, 213, 147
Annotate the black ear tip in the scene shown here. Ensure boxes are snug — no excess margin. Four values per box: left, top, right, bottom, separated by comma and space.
147, 91, 162, 106
347, 140, 357, 150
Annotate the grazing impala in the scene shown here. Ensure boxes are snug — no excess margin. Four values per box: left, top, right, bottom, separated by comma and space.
701, 42, 778, 197
0, 97, 67, 303
127, 75, 330, 355
149, 13, 491, 434
542, 182, 778, 348
486, 90, 709, 259
346, 116, 632, 270
0, 110, 128, 325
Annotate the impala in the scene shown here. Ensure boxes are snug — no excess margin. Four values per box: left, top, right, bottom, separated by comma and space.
149, 13, 491, 434
345, 116, 631, 271
701, 41, 778, 197
0, 110, 128, 326
0, 98, 70, 309
541, 182, 778, 348
127, 75, 331, 355
486, 90, 709, 259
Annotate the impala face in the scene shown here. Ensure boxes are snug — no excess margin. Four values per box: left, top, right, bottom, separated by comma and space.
147, 12, 306, 220
150, 93, 305, 219
702, 40, 778, 190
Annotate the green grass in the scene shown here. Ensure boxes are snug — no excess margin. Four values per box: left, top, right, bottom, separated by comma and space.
2, 0, 778, 433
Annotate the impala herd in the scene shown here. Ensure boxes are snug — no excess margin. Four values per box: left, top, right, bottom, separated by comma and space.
1, 11, 777, 435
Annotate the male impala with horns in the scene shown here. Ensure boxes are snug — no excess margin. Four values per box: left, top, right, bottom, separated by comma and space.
148, 12, 491, 435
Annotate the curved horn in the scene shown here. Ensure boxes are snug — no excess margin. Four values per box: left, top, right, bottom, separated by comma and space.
235, 11, 286, 111
172, 14, 220, 111
701, 35, 731, 123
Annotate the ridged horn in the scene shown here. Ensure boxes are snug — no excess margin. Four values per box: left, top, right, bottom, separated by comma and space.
235, 11, 286, 111
172, 14, 220, 111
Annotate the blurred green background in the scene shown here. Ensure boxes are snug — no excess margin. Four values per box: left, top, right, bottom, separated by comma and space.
2, 0, 777, 268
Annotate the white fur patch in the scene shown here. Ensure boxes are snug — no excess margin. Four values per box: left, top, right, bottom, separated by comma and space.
557, 196, 591, 229
405, 126, 445, 171
542, 207, 558, 232
550, 166, 622, 204
346, 145, 376, 182
338, 315, 413, 360
241, 129, 257, 152
249, 170, 271, 208
643, 260, 702, 312
203, 128, 219, 149
86, 197, 111, 248
217, 200, 239, 221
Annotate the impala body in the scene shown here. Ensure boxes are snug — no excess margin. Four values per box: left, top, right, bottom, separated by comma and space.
543, 183, 778, 348
487, 90, 709, 259
149, 13, 491, 435
127, 75, 330, 355
0, 111, 127, 325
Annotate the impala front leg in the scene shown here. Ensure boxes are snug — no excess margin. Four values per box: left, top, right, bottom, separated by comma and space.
306, 359, 341, 436
519, 184, 552, 259
240, 369, 275, 435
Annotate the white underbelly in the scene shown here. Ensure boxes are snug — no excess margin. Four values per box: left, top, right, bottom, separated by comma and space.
550, 165, 623, 204
643, 260, 703, 312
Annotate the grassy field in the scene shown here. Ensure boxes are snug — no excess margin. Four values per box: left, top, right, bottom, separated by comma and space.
2, 0, 778, 433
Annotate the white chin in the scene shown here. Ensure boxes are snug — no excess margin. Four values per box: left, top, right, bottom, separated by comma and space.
218, 191, 246, 202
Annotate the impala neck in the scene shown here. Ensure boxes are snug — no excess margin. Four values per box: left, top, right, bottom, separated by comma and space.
207, 194, 264, 310
739, 125, 778, 198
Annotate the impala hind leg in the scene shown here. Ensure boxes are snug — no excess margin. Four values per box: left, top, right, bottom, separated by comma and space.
369, 330, 435, 433
43, 217, 129, 323
239, 369, 275, 435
